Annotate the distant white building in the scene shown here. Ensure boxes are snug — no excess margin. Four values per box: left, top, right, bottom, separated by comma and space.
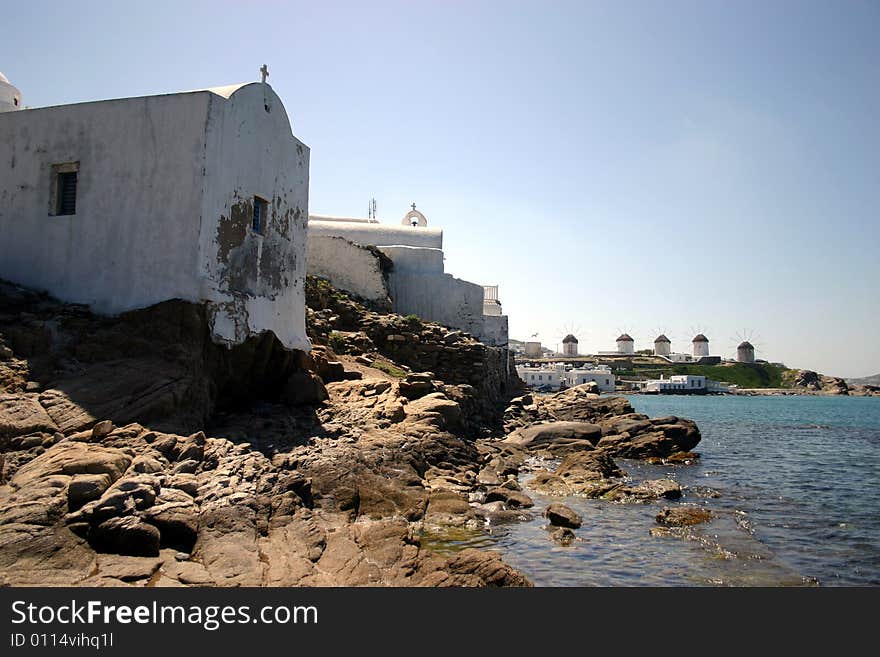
516, 363, 615, 392
653, 334, 671, 357
616, 333, 635, 355
737, 341, 756, 363
692, 334, 710, 358
0, 72, 22, 112
307, 207, 508, 346
566, 367, 616, 392
524, 341, 542, 358
516, 363, 564, 389
634, 374, 729, 394
562, 334, 579, 357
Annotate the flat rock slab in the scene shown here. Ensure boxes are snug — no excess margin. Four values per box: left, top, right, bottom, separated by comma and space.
12, 442, 132, 486
503, 422, 602, 452
655, 507, 714, 527
0, 393, 58, 438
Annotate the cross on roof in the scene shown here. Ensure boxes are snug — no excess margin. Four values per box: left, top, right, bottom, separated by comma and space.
411, 202, 416, 211
260, 64, 269, 83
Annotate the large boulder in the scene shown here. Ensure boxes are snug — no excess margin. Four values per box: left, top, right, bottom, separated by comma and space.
90, 516, 161, 557
503, 421, 602, 453
403, 393, 462, 431
544, 503, 582, 529
12, 442, 132, 485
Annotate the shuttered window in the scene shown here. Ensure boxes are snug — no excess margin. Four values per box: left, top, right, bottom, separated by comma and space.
57, 172, 77, 215
50, 162, 79, 216
253, 196, 268, 234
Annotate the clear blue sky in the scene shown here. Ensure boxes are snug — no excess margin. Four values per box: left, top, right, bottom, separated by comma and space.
3, 1, 878, 377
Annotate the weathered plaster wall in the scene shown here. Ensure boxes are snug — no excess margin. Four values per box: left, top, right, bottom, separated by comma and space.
307, 215, 508, 346
378, 245, 444, 273
199, 83, 310, 351
0, 92, 209, 313
308, 218, 443, 250
481, 314, 509, 347
307, 235, 389, 303
388, 272, 486, 339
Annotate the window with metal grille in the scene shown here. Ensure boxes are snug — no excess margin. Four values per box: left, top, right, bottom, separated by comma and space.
50, 162, 79, 216
253, 196, 268, 234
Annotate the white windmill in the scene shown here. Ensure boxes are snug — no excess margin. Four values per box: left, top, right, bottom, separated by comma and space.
554, 322, 583, 357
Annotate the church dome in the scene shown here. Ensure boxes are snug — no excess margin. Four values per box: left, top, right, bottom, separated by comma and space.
0, 72, 22, 112
562, 334, 578, 344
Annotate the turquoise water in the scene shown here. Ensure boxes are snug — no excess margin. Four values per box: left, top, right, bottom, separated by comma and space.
484, 395, 880, 586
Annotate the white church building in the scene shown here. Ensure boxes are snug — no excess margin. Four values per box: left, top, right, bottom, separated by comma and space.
307, 207, 509, 346
0, 72, 311, 351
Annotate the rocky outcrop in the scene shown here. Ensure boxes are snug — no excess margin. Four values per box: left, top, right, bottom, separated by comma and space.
792, 370, 855, 396
306, 276, 518, 431
0, 277, 709, 587
0, 280, 326, 435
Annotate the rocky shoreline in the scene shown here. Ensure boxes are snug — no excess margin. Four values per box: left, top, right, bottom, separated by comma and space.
0, 278, 708, 586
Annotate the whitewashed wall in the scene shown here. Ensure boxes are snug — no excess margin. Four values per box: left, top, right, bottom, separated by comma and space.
199, 83, 310, 351
308, 218, 443, 249
0, 92, 209, 313
378, 245, 444, 273
0, 83, 311, 352
307, 235, 389, 303
388, 271, 485, 338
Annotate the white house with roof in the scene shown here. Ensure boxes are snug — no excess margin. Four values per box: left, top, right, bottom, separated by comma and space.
566, 367, 616, 392
516, 363, 616, 392
0, 71, 310, 351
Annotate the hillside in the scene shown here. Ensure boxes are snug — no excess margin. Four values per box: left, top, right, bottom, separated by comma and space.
847, 373, 880, 386
670, 363, 791, 389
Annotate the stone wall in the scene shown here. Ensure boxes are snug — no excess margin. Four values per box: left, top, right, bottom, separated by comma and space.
306, 276, 519, 428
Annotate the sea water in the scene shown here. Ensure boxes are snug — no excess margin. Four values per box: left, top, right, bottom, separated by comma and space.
477, 395, 880, 586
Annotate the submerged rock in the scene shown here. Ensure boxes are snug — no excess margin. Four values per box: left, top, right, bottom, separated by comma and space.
548, 527, 576, 546
655, 507, 714, 527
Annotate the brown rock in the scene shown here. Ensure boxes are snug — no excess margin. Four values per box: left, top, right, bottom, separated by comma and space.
503, 421, 602, 453
12, 442, 132, 485
548, 526, 576, 545
91, 420, 115, 440
655, 507, 714, 527
67, 473, 113, 512
0, 393, 58, 438
485, 488, 534, 509
544, 503, 582, 528
91, 516, 161, 557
